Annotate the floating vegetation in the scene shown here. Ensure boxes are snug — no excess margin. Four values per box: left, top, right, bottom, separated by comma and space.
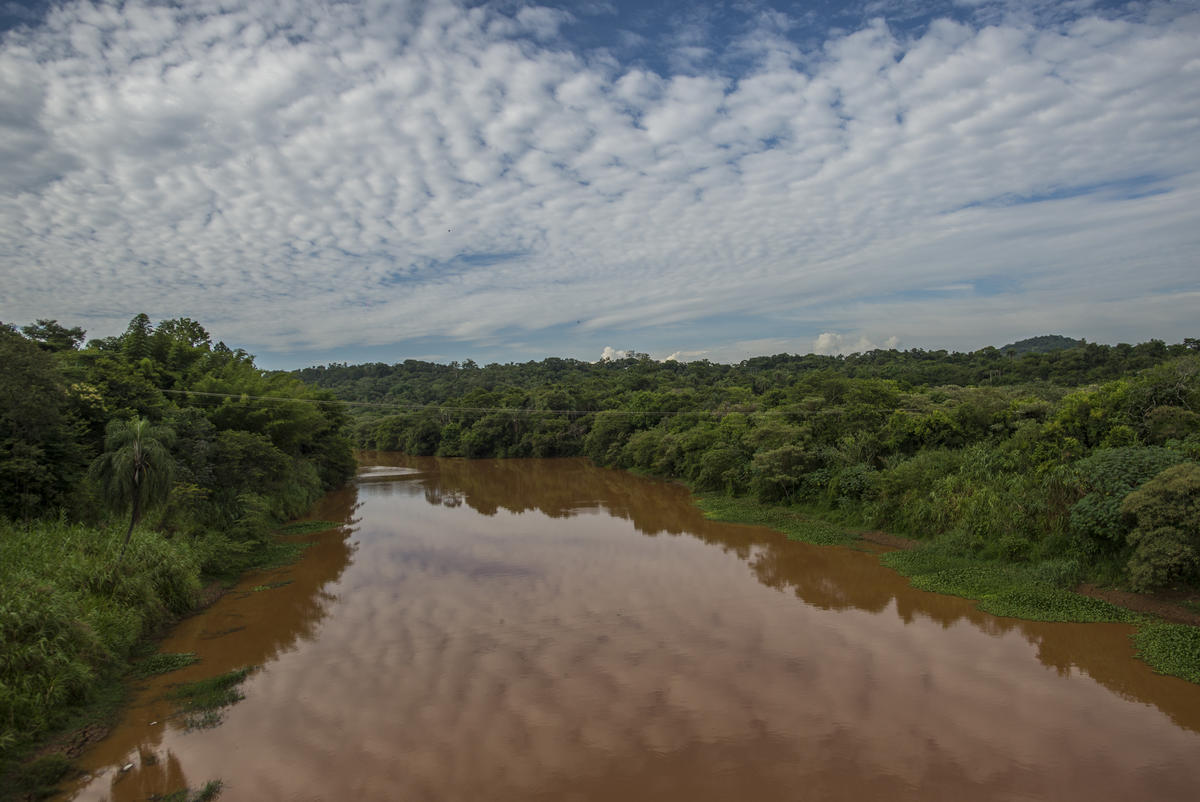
696, 494, 854, 546
167, 667, 256, 731
135, 652, 199, 678
882, 549, 1138, 623
252, 539, 312, 571
277, 520, 339, 535
1133, 623, 1200, 684
250, 580, 293, 592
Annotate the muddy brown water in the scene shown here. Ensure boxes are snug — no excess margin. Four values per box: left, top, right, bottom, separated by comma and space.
58, 455, 1200, 801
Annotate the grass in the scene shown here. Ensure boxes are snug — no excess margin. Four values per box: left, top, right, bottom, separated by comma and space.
167, 667, 256, 730
250, 580, 293, 592
694, 491, 1200, 684
695, 493, 855, 546
276, 520, 339, 535
1133, 623, 1200, 684
881, 548, 1138, 623
134, 652, 199, 678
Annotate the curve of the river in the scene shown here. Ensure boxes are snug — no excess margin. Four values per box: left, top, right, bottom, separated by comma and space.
59, 454, 1200, 801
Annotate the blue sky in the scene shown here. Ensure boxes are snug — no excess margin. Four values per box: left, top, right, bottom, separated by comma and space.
1, 0, 1198, 369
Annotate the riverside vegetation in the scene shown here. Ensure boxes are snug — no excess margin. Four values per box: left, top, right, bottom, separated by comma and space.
3, 322, 1199, 794
0, 315, 354, 797
296, 336, 1200, 681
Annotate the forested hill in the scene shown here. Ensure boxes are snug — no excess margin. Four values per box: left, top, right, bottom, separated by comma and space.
293, 337, 1200, 597
998, 334, 1086, 355
295, 337, 1193, 406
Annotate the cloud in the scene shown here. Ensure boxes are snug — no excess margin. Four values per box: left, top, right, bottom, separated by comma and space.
663, 349, 710, 362
0, 0, 1198, 366
813, 332, 901, 355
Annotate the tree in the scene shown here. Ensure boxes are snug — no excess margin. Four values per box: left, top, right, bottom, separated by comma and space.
0, 325, 84, 518
20, 319, 86, 352
1122, 463, 1200, 591
89, 418, 175, 568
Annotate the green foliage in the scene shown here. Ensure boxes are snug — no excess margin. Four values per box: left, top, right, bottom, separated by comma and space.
276, 520, 339, 535
1069, 447, 1187, 557
882, 548, 1132, 623
0, 313, 354, 767
3, 753, 73, 800
299, 336, 1197, 600
1122, 463, 1200, 591
998, 335, 1084, 356
0, 517, 201, 759
0, 326, 87, 518
89, 417, 177, 567
167, 667, 255, 730
696, 494, 854, 546
135, 652, 199, 677
1132, 623, 1200, 683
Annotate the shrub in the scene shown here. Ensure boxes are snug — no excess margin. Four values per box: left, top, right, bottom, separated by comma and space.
1069, 446, 1185, 555
1122, 463, 1200, 591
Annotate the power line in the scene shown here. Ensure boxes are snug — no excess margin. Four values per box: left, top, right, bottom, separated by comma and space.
158, 388, 722, 417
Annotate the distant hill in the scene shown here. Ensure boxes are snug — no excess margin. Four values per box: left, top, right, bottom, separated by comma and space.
997, 335, 1085, 355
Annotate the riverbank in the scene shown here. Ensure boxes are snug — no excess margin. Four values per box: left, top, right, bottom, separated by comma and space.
0, 518, 337, 801
695, 493, 1200, 684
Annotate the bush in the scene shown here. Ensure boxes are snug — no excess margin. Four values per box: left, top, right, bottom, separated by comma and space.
1069, 446, 1185, 555
1122, 463, 1200, 591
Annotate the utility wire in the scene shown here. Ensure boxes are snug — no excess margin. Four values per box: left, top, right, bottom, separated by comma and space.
158, 388, 722, 417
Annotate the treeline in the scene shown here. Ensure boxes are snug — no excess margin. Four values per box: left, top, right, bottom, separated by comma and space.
302, 338, 1200, 593
0, 315, 354, 775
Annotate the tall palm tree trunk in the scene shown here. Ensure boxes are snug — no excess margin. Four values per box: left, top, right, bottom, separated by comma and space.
113, 469, 143, 574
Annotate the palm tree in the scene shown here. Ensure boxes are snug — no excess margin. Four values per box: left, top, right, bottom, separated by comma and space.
89, 417, 175, 569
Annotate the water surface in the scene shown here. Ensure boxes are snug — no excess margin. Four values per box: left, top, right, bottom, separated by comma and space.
62, 455, 1200, 801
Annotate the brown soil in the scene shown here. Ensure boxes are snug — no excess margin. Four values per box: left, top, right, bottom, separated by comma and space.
35, 722, 113, 762
1075, 584, 1200, 626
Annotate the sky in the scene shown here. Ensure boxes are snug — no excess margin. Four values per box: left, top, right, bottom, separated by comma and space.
1, 0, 1198, 369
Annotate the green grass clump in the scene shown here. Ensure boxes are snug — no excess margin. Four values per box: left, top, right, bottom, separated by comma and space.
1, 753, 73, 800
134, 652, 199, 677
696, 494, 855, 546
250, 580, 292, 592
882, 548, 1136, 623
977, 585, 1135, 622
1133, 623, 1200, 684
276, 519, 339, 535
0, 518, 200, 765
167, 667, 256, 730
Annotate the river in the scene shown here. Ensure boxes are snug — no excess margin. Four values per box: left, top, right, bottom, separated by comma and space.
58, 454, 1200, 801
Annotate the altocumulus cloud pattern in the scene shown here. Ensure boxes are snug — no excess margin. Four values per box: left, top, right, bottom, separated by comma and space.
1, 0, 1198, 366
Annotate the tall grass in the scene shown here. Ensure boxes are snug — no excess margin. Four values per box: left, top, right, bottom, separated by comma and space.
0, 517, 200, 761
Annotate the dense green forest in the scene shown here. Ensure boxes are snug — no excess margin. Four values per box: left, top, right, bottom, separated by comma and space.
298, 337, 1200, 600
4, 319, 1199, 790
0, 315, 354, 786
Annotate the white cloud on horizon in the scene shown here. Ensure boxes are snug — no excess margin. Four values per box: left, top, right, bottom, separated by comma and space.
812, 332, 902, 355
1, 0, 1198, 366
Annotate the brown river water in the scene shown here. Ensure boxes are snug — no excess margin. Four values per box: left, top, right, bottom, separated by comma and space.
59, 454, 1200, 801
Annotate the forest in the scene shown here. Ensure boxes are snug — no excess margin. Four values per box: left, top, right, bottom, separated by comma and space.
0, 315, 354, 789
301, 336, 1200, 628
4, 319, 1199, 792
